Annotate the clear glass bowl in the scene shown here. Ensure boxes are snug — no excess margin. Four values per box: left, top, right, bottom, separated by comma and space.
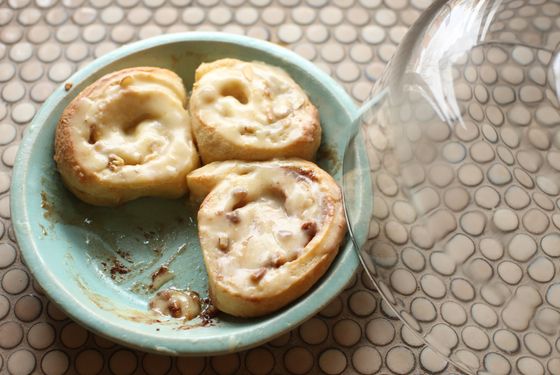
344, 0, 560, 373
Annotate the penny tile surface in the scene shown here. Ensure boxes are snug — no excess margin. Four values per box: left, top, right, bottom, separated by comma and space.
350, 1, 560, 372
0, 0, 520, 374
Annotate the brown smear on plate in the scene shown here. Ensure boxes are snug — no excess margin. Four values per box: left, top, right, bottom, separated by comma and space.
100, 257, 130, 280
39, 186, 190, 285
41, 191, 57, 220
75, 271, 217, 327
75, 276, 163, 324
317, 143, 341, 175
41, 181, 214, 328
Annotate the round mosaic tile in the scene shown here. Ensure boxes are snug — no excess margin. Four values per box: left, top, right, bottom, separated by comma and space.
0, 321, 23, 349
28, 323, 56, 350
333, 319, 362, 347
245, 348, 274, 375
0, 124, 16, 146
284, 347, 314, 374
299, 317, 328, 345
318, 349, 347, 374
352, 346, 382, 374
75, 349, 104, 375
13, 294, 42, 322
109, 350, 138, 375
30, 81, 56, 103
7, 350, 36, 375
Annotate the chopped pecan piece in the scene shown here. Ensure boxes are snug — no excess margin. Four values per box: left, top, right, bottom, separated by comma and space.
301, 221, 317, 240
107, 154, 124, 171
250, 268, 267, 283
232, 188, 248, 199
217, 235, 229, 251
168, 300, 182, 318
225, 211, 240, 224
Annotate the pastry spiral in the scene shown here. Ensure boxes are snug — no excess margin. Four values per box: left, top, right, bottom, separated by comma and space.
189, 59, 321, 164
187, 159, 346, 317
54, 67, 200, 206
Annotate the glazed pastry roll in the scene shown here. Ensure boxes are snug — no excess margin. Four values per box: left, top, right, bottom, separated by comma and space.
187, 159, 346, 317
54, 67, 200, 206
189, 59, 321, 164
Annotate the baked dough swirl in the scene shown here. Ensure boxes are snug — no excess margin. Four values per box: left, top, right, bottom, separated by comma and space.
54, 67, 200, 206
187, 159, 346, 317
189, 59, 321, 164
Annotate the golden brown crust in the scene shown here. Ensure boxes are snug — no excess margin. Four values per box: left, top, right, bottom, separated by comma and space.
189, 59, 321, 164
54, 67, 199, 206
187, 159, 346, 317
194, 58, 239, 81
191, 102, 320, 163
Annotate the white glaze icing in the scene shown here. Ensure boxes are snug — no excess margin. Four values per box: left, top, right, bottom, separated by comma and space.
68, 69, 197, 184
191, 59, 312, 147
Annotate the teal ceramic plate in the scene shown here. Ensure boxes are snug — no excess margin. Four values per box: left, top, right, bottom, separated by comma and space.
11, 33, 371, 355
